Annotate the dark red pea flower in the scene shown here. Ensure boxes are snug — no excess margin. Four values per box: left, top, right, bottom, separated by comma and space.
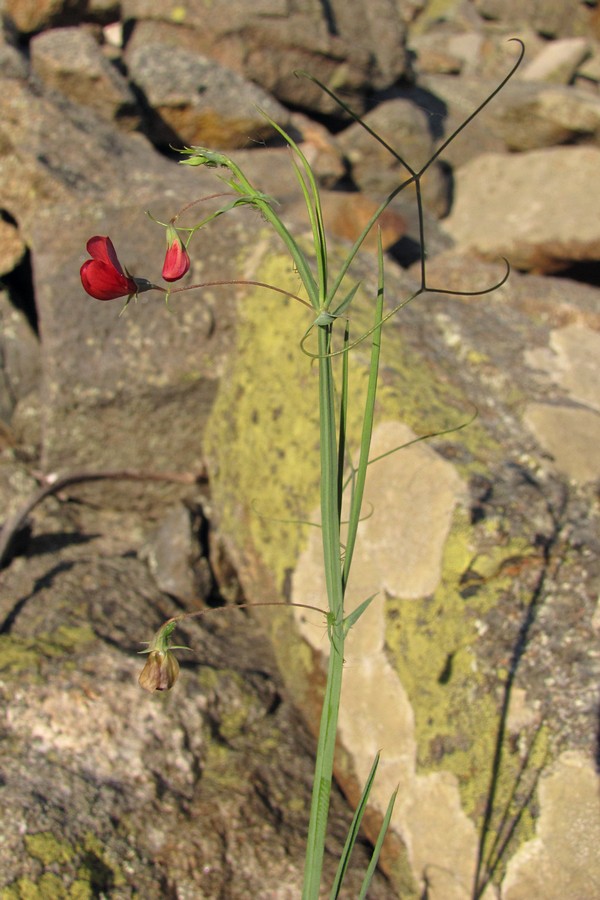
162, 225, 190, 283
80, 235, 153, 301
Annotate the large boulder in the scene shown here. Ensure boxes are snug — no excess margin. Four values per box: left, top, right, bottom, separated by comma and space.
126, 40, 290, 149
441, 146, 600, 273
196, 229, 600, 897
30, 26, 140, 131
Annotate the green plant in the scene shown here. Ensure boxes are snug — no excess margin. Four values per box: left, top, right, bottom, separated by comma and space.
80, 41, 524, 898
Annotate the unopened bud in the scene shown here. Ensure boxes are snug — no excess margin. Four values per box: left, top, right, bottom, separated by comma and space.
139, 649, 180, 692
138, 620, 187, 692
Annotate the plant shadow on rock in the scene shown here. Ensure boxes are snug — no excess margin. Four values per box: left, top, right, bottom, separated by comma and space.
471, 468, 571, 898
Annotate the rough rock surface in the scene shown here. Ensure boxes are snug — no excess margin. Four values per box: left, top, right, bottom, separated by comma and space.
336, 98, 450, 216
30, 26, 140, 130
120, 0, 410, 115
0, 490, 396, 898
442, 146, 600, 273
126, 41, 290, 149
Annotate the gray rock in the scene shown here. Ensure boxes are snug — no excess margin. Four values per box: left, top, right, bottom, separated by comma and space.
520, 35, 592, 84
140, 503, 211, 602
502, 752, 600, 900
421, 74, 600, 159
0, 493, 396, 897
30, 26, 141, 131
473, 0, 593, 38
0, 291, 40, 425
486, 81, 600, 150
0, 76, 178, 229
122, 0, 409, 117
442, 146, 600, 272
407, 29, 479, 76
126, 41, 290, 148
403, 75, 508, 170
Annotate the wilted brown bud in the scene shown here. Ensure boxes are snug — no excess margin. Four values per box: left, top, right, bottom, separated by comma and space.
138, 649, 180, 692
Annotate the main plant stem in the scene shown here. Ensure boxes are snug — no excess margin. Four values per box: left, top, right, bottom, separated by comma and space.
302, 323, 346, 899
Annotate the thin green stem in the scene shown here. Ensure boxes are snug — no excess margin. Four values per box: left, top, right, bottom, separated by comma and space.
302, 323, 346, 899
225, 158, 320, 308
318, 324, 344, 622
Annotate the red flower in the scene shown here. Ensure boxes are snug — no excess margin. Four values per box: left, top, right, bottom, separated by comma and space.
162, 225, 190, 282
80, 236, 152, 301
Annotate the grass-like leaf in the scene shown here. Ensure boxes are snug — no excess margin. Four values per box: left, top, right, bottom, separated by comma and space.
358, 786, 399, 900
330, 751, 382, 899
343, 593, 378, 637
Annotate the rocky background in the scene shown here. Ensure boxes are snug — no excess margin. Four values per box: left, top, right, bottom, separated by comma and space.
0, 0, 599, 898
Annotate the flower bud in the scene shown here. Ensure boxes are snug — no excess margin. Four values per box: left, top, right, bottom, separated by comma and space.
162, 224, 190, 283
138, 649, 180, 692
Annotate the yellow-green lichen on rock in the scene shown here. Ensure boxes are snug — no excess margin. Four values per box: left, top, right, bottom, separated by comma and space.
0, 626, 96, 680
0, 874, 68, 900
204, 251, 322, 589
24, 832, 73, 866
204, 238, 494, 590
385, 505, 548, 883
2, 830, 125, 900
203, 236, 521, 893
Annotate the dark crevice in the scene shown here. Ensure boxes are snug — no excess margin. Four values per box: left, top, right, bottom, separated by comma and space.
319, 0, 338, 36
1, 243, 39, 335
556, 259, 600, 288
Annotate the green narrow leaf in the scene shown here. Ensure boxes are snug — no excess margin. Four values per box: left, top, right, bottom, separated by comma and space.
342, 233, 385, 592
343, 593, 378, 637
337, 321, 350, 523
331, 282, 361, 319
257, 109, 328, 300
330, 752, 382, 900
358, 786, 399, 900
